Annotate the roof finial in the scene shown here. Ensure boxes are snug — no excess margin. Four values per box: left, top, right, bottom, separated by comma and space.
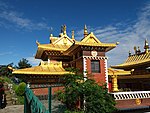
137, 46, 141, 54
134, 46, 137, 54
144, 39, 149, 53
72, 30, 75, 40
129, 50, 131, 56
84, 24, 88, 37
36, 40, 40, 46
63, 25, 67, 35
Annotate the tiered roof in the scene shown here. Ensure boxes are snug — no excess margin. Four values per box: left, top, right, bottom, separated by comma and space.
13, 25, 117, 75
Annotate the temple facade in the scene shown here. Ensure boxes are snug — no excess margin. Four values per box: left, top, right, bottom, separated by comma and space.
12, 25, 150, 110
13, 25, 117, 90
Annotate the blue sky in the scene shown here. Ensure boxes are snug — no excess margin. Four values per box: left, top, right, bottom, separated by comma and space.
0, 0, 149, 67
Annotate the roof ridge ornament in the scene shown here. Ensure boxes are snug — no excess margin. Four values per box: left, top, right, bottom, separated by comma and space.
84, 24, 88, 38
129, 50, 131, 56
36, 40, 40, 46
134, 46, 137, 54
144, 38, 149, 53
63, 25, 67, 35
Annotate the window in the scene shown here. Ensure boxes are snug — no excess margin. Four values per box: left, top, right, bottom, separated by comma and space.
91, 60, 100, 73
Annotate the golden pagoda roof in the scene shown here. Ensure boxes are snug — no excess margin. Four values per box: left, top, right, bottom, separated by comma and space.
12, 61, 70, 75
64, 32, 117, 55
108, 68, 131, 76
35, 34, 74, 59
111, 51, 150, 69
35, 26, 117, 58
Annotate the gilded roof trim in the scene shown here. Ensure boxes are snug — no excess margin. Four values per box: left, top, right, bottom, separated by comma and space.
64, 41, 116, 55
81, 32, 101, 43
108, 68, 131, 76
13, 62, 70, 75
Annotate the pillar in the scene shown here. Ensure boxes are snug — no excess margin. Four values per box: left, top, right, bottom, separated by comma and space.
112, 75, 119, 92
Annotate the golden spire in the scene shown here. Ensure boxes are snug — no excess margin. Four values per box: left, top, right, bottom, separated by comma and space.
84, 24, 88, 37
72, 30, 75, 40
63, 25, 67, 35
144, 39, 149, 53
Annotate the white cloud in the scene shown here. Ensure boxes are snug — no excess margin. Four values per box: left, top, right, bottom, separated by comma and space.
0, 51, 12, 56
76, 2, 150, 66
0, 1, 50, 31
26, 57, 41, 66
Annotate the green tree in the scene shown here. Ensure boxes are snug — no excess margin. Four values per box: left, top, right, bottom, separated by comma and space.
16, 58, 32, 69
55, 68, 116, 113
0, 63, 14, 76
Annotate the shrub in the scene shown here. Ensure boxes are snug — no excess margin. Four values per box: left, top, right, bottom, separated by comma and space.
0, 77, 4, 83
15, 82, 26, 96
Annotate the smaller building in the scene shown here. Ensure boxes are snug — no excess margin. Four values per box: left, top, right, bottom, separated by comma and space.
111, 39, 150, 91
110, 39, 150, 110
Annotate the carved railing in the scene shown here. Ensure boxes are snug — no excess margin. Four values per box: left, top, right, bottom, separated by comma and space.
24, 87, 51, 113
111, 91, 150, 100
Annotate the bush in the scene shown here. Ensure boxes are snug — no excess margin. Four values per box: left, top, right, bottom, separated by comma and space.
3, 76, 12, 83
15, 82, 26, 96
17, 96, 24, 104
0, 77, 4, 83
64, 110, 84, 113
55, 68, 116, 113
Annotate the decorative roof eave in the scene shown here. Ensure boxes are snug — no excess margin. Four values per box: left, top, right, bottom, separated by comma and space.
12, 71, 70, 75
64, 41, 117, 55
117, 73, 150, 79
111, 59, 150, 69
81, 32, 101, 43
108, 68, 131, 76
12, 61, 72, 76
35, 44, 71, 59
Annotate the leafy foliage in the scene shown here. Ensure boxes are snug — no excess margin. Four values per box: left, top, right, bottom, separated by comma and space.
16, 58, 32, 69
55, 68, 116, 113
15, 82, 26, 96
0, 63, 13, 76
0, 77, 4, 83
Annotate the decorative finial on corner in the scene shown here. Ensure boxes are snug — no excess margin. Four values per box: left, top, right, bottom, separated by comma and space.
129, 50, 131, 56
50, 34, 53, 37
72, 30, 75, 40
144, 38, 149, 53
134, 46, 137, 54
84, 24, 88, 37
137, 46, 141, 54
36, 40, 40, 46
116, 42, 119, 45
63, 25, 67, 35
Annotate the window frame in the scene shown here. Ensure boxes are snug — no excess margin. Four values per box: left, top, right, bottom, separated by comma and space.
91, 60, 100, 73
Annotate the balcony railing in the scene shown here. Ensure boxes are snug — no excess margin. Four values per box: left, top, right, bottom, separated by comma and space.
111, 91, 150, 100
